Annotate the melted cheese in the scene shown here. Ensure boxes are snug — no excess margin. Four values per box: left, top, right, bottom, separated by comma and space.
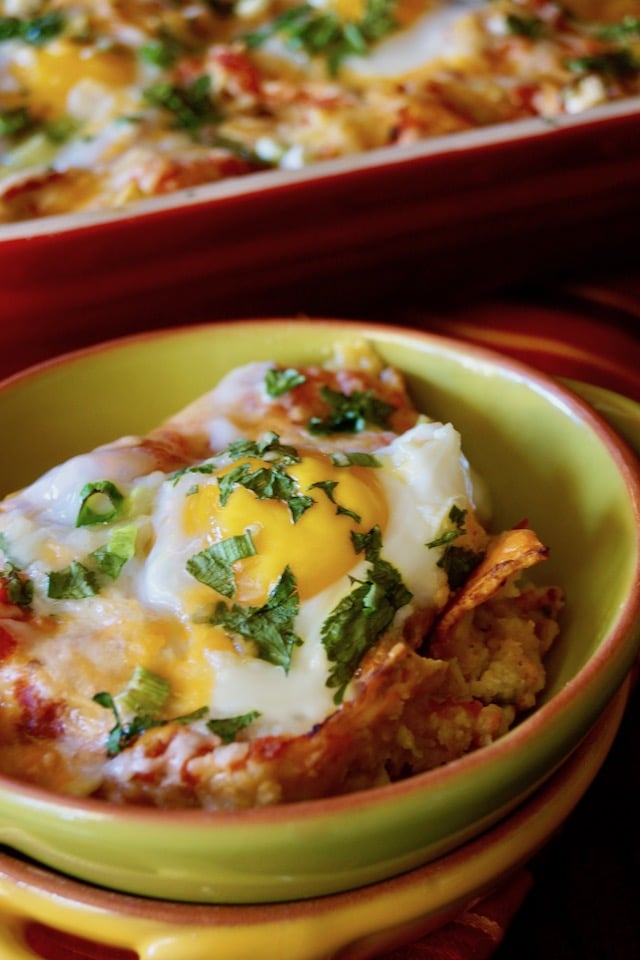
1, 0, 639, 222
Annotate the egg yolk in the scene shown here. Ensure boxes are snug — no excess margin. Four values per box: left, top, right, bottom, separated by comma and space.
12, 41, 136, 119
182, 452, 388, 605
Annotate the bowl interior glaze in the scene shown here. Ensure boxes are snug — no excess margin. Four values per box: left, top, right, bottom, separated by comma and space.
0, 319, 638, 904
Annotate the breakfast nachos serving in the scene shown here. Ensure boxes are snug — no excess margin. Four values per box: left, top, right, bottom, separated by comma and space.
0, 342, 563, 808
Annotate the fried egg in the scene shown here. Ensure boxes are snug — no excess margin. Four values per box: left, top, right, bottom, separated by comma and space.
0, 413, 476, 740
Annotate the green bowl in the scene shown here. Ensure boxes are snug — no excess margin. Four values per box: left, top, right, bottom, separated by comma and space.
0, 318, 638, 904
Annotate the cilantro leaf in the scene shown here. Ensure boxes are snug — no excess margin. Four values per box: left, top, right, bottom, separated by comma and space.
308, 479, 362, 523
0, 563, 33, 609
565, 49, 639, 78
47, 561, 99, 599
244, 0, 398, 76
437, 545, 485, 592
308, 385, 395, 435
265, 367, 307, 397
93, 669, 209, 756
207, 710, 261, 743
596, 16, 640, 40
0, 11, 66, 46
330, 451, 382, 468
321, 526, 412, 702
505, 13, 547, 39
426, 505, 485, 590
209, 566, 302, 671
0, 106, 37, 137
186, 531, 257, 598
143, 75, 220, 138
217, 439, 314, 523
224, 433, 300, 466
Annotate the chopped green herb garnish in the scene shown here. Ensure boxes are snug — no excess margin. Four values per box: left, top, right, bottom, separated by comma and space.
47, 560, 99, 599
321, 525, 412, 703
596, 16, 640, 40
139, 32, 182, 68
93, 669, 208, 756
225, 433, 301, 466
0, 11, 66, 46
217, 436, 314, 522
244, 0, 398, 76
425, 504, 468, 550
265, 367, 307, 397
44, 115, 78, 144
426, 505, 484, 591
437, 545, 484, 591
76, 480, 125, 527
210, 565, 302, 671
207, 710, 261, 743
505, 13, 547, 39
565, 49, 639, 78
171, 461, 217, 485
308, 386, 395, 435
0, 563, 33, 609
0, 106, 36, 137
143, 75, 220, 138
186, 531, 257, 598
211, 133, 275, 168
330, 451, 382, 468
308, 479, 361, 523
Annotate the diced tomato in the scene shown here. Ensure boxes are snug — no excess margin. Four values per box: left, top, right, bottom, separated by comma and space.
14, 678, 64, 739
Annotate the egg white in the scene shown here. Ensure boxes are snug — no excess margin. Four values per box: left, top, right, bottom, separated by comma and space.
140, 420, 475, 736
0, 415, 478, 740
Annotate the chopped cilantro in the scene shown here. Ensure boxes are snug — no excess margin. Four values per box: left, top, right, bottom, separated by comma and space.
0, 106, 36, 138
437, 545, 485, 591
187, 531, 257, 598
139, 31, 182, 68
143, 75, 220, 138
244, 0, 398, 76
426, 505, 485, 591
330, 451, 382, 468
217, 435, 314, 522
224, 433, 300, 466
425, 504, 468, 550
321, 525, 412, 702
47, 560, 99, 599
565, 49, 639, 78
0, 11, 66, 46
171, 460, 217, 485
207, 710, 261, 743
596, 16, 640, 40
209, 565, 302, 671
0, 563, 33, 609
308, 386, 395, 435
44, 115, 78, 144
505, 14, 547, 39
93, 669, 209, 756
265, 367, 307, 397
309, 479, 361, 523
